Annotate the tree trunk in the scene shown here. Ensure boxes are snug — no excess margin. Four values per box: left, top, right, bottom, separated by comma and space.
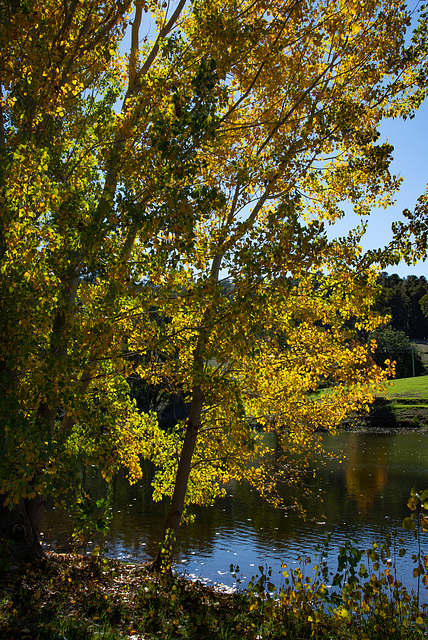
0, 494, 45, 567
151, 386, 203, 572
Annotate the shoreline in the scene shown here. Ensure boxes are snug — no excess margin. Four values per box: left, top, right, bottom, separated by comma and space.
1, 552, 428, 639
354, 396, 428, 432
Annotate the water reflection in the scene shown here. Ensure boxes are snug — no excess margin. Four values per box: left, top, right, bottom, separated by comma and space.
42, 432, 428, 595
344, 433, 389, 513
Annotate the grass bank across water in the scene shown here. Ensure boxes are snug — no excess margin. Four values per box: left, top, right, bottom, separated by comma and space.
363, 376, 428, 429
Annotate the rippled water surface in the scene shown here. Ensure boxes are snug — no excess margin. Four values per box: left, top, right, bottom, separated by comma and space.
42, 431, 428, 594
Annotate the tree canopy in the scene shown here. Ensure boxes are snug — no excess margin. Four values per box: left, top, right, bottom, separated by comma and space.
375, 273, 428, 339
370, 326, 425, 378
0, 0, 427, 562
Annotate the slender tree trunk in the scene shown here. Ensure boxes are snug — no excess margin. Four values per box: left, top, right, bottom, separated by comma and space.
150, 251, 225, 572
0, 494, 45, 567
151, 386, 204, 572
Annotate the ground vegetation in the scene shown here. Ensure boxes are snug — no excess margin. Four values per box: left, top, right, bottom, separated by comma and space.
1, 530, 428, 640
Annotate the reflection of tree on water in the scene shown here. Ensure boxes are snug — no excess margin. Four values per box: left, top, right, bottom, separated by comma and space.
344, 434, 389, 514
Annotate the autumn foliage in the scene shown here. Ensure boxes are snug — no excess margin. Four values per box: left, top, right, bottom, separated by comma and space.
0, 0, 426, 561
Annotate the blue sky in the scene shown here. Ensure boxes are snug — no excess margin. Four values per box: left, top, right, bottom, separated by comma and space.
326, 0, 428, 281
327, 98, 428, 278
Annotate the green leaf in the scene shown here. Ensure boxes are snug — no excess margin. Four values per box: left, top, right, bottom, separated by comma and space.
403, 517, 416, 531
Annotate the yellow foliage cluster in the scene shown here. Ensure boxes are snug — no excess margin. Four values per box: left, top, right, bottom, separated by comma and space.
0, 0, 425, 547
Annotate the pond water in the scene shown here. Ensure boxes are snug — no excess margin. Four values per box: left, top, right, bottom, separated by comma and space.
42, 431, 428, 596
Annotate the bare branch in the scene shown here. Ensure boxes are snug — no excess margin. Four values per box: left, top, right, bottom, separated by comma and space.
139, 0, 187, 77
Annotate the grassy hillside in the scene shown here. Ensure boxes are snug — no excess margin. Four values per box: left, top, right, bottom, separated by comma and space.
366, 375, 428, 429
383, 376, 428, 399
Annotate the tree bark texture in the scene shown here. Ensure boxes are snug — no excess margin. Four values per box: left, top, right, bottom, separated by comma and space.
151, 386, 204, 571
0, 494, 45, 565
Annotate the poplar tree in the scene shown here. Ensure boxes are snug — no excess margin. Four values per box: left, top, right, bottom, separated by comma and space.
0, 0, 425, 563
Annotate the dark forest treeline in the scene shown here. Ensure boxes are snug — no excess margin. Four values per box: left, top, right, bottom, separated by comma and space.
376, 273, 428, 339
371, 273, 428, 378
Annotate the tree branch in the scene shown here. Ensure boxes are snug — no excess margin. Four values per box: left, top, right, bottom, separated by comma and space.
139, 0, 187, 78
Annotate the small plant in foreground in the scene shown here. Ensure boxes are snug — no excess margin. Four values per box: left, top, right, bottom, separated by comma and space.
274, 489, 428, 638
71, 484, 113, 556
403, 488, 428, 607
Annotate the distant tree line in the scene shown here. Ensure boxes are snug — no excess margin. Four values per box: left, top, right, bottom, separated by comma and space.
371, 273, 428, 378
375, 273, 428, 339
370, 326, 426, 378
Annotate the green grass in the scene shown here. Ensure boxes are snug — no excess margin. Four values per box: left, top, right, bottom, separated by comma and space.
365, 376, 428, 428
392, 403, 428, 409
382, 376, 428, 401
312, 377, 428, 428
311, 376, 428, 402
